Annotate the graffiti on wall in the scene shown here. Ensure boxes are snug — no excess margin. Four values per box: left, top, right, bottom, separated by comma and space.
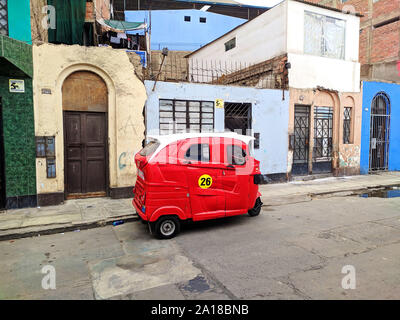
118, 151, 137, 170
339, 145, 360, 168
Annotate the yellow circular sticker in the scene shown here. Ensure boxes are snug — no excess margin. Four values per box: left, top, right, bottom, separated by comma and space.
198, 174, 213, 189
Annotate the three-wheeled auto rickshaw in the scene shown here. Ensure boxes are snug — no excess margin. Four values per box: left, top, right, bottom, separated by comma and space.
132, 132, 262, 239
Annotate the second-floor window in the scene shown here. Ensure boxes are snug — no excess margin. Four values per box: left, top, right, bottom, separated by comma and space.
304, 11, 346, 60
225, 37, 236, 51
0, 0, 8, 36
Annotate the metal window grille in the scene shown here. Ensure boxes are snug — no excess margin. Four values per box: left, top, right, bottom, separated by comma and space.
293, 105, 310, 164
369, 92, 390, 172
224, 102, 252, 135
313, 106, 333, 161
343, 107, 352, 144
0, 0, 8, 36
159, 99, 214, 135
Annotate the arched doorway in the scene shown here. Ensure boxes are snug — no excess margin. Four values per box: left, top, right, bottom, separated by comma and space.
62, 71, 108, 198
369, 92, 390, 172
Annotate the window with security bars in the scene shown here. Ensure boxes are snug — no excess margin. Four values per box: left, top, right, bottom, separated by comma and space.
224, 102, 252, 135
343, 107, 352, 144
313, 106, 333, 161
159, 100, 214, 135
0, 0, 8, 36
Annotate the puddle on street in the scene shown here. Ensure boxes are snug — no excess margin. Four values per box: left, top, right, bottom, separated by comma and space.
359, 186, 400, 199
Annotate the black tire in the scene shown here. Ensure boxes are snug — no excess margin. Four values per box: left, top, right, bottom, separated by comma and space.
154, 216, 181, 239
248, 197, 262, 217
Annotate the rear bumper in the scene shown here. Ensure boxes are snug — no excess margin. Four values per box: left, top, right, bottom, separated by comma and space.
132, 198, 148, 221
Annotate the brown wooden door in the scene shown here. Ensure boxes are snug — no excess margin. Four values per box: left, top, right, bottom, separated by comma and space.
64, 111, 107, 197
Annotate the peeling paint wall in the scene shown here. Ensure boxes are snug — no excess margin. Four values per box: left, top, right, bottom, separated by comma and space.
33, 44, 146, 198
288, 87, 362, 176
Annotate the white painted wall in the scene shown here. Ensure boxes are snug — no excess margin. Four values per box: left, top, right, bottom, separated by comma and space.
189, 0, 287, 65
286, 0, 360, 91
144, 81, 290, 176
189, 0, 360, 92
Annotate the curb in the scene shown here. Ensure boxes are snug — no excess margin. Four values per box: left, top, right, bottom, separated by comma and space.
261, 182, 400, 207
0, 215, 139, 242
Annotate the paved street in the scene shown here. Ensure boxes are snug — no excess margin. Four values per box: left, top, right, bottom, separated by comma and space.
0, 193, 399, 300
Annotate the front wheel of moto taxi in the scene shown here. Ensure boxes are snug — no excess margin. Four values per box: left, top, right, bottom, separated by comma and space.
154, 216, 181, 239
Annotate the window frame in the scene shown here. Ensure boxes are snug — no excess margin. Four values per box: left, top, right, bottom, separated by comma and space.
226, 144, 247, 166
159, 99, 215, 135
304, 11, 346, 60
184, 143, 211, 163
224, 37, 236, 52
343, 106, 353, 144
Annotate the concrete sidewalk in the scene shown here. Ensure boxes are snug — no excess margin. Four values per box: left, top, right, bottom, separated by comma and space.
0, 198, 138, 241
0, 172, 398, 241
260, 171, 400, 206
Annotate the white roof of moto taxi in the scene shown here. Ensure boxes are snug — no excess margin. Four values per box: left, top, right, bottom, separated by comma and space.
147, 132, 255, 162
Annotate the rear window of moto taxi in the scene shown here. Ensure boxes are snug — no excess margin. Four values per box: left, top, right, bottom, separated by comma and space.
139, 141, 160, 156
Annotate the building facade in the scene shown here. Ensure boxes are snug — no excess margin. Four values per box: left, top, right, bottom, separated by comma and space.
125, 9, 247, 51
188, 0, 363, 177
0, 0, 148, 208
0, 0, 36, 209
312, 0, 400, 174
145, 81, 290, 180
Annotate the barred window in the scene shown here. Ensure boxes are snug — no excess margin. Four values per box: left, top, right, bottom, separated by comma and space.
0, 0, 8, 36
343, 107, 352, 144
159, 100, 214, 135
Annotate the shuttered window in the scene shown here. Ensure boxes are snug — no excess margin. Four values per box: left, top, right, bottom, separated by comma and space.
159, 100, 214, 135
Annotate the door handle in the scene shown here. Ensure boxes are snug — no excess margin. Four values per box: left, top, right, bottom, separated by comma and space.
226, 164, 234, 169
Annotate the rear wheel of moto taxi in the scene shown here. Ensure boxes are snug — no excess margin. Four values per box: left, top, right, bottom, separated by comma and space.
155, 216, 181, 239
248, 197, 262, 217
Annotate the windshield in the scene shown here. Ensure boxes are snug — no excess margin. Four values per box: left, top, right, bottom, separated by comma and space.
139, 140, 160, 156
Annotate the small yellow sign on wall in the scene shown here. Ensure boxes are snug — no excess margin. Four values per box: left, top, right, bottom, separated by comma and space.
215, 99, 224, 109
9, 79, 25, 93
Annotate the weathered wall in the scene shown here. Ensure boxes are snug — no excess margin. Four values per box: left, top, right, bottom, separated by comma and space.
30, 0, 49, 44
190, 0, 361, 92
144, 80, 290, 177
32, 44, 146, 202
360, 81, 400, 174
288, 87, 362, 176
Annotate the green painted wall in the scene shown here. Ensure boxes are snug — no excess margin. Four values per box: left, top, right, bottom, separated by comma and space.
0, 74, 36, 200
0, 34, 36, 207
7, 0, 32, 44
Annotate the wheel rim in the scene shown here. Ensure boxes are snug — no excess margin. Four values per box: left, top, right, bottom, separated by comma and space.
160, 220, 175, 236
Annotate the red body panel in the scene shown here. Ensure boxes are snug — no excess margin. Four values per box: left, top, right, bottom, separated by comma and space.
132, 137, 260, 223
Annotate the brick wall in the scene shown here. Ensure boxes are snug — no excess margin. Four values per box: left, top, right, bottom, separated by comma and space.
312, 0, 400, 82
371, 20, 400, 63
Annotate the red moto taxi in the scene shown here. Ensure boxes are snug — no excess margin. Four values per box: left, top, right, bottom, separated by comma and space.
132, 132, 262, 239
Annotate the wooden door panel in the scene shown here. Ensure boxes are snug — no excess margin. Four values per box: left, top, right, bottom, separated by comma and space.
67, 161, 82, 194
64, 111, 107, 196
86, 160, 106, 193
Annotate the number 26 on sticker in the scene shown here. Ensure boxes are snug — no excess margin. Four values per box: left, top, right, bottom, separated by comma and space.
198, 174, 212, 189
